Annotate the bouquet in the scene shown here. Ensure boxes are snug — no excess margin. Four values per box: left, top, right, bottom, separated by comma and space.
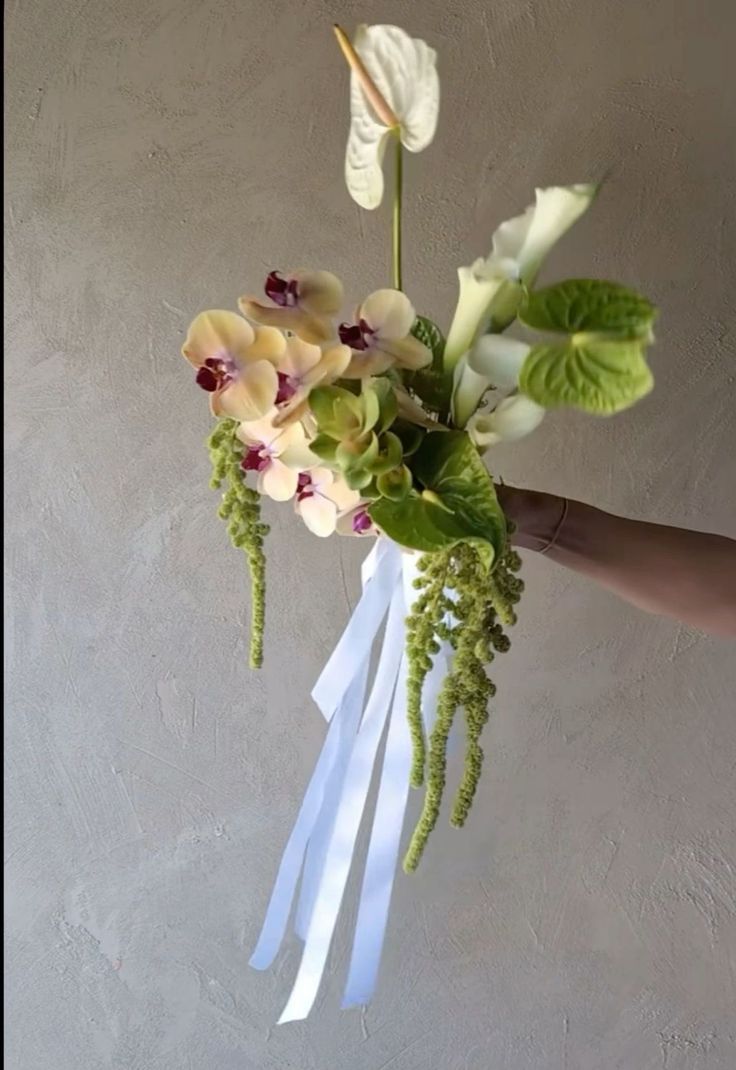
180, 23, 657, 1021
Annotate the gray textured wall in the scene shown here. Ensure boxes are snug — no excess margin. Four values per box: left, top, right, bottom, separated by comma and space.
5, 0, 736, 1067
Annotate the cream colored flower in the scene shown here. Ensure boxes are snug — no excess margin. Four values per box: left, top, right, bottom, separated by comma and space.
237, 410, 316, 502
240, 269, 343, 345
339, 289, 430, 378
444, 185, 597, 370
337, 24, 440, 209
466, 396, 545, 449
182, 310, 283, 421
294, 467, 361, 537
272, 336, 352, 427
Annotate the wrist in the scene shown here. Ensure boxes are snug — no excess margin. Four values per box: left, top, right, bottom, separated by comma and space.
497, 486, 568, 552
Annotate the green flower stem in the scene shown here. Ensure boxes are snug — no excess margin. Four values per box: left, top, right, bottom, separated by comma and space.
392, 132, 403, 291
207, 419, 268, 669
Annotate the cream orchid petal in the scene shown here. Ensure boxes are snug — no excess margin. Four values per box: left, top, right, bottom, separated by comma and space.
301, 344, 352, 388
379, 334, 432, 371
298, 494, 339, 537
237, 408, 281, 448
344, 24, 439, 209
239, 299, 334, 346
342, 350, 395, 379
259, 460, 298, 502
293, 270, 344, 315
282, 336, 323, 379
213, 361, 278, 421
322, 478, 361, 513
361, 288, 415, 338
279, 441, 319, 471
271, 419, 307, 454
182, 310, 255, 367
468, 336, 532, 390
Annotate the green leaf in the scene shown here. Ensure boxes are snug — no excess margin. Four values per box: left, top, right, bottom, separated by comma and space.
408, 315, 453, 414
369, 431, 506, 567
336, 432, 378, 473
519, 338, 654, 414
392, 419, 424, 457
520, 279, 657, 338
411, 316, 445, 366
309, 386, 363, 439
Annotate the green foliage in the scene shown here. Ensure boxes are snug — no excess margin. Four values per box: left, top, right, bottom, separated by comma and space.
520, 278, 656, 338
402, 539, 524, 872
207, 420, 268, 668
369, 431, 506, 567
407, 315, 453, 415
519, 338, 654, 414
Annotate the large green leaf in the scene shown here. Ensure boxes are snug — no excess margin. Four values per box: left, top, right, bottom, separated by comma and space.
519, 338, 654, 414
520, 279, 656, 338
369, 431, 506, 567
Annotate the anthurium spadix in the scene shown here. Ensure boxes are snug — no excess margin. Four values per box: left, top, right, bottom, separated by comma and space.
444, 184, 597, 371
336, 23, 440, 210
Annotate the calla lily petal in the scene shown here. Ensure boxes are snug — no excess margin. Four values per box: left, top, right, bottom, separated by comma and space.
468, 395, 545, 450
468, 336, 531, 389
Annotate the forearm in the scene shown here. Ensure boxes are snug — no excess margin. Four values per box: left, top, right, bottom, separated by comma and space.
497, 486, 736, 637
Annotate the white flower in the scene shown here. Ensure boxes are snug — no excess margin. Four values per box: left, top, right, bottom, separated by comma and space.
294, 468, 361, 537
444, 185, 597, 369
237, 411, 316, 502
337, 24, 439, 210
454, 335, 545, 446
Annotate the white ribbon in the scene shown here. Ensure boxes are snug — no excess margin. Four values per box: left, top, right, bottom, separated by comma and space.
251, 538, 452, 1022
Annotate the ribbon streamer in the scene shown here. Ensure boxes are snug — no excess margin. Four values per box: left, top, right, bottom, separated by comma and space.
250, 538, 452, 1021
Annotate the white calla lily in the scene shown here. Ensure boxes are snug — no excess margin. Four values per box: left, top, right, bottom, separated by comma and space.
444, 184, 597, 369
452, 335, 531, 427
467, 395, 546, 450
338, 24, 439, 210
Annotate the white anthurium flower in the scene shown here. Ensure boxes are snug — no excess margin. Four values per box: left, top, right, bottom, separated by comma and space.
337, 24, 439, 210
467, 395, 546, 450
452, 335, 531, 427
444, 184, 597, 369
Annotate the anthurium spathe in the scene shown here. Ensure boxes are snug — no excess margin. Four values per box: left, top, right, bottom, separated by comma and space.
336, 24, 439, 210
240, 270, 343, 345
443, 185, 597, 371
294, 468, 361, 537
183, 310, 283, 421
237, 412, 316, 502
339, 290, 431, 377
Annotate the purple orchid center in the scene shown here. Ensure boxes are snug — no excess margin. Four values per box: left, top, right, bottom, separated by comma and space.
196, 354, 237, 393
265, 270, 300, 308
241, 443, 271, 473
352, 508, 373, 535
296, 472, 315, 501
276, 372, 297, 406
338, 318, 374, 351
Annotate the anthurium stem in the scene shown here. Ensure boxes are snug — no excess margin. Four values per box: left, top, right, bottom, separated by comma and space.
392, 133, 403, 291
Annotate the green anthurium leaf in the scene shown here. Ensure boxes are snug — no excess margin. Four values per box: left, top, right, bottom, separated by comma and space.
308, 433, 339, 462
376, 464, 413, 502
366, 431, 404, 476
519, 338, 654, 414
392, 419, 425, 457
369, 430, 506, 567
370, 377, 399, 433
520, 279, 657, 338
